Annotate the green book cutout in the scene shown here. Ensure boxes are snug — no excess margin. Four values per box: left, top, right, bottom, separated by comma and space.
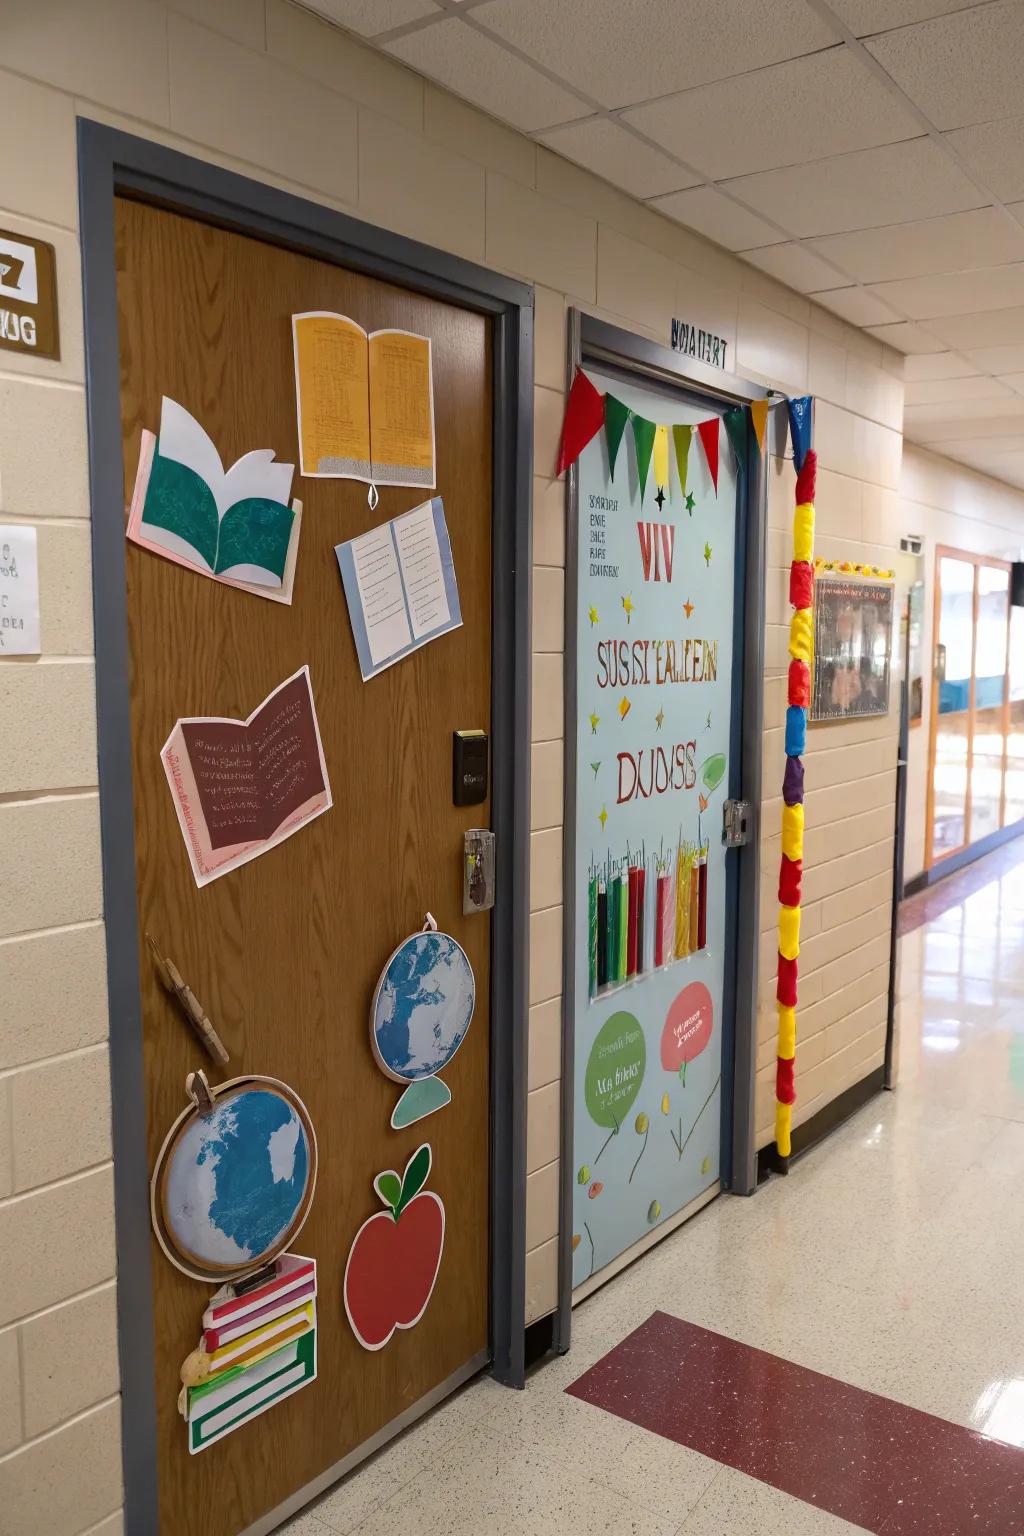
127, 397, 300, 602
186, 1328, 316, 1454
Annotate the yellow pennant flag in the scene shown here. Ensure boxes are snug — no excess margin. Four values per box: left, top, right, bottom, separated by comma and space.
750, 399, 769, 456
652, 424, 670, 497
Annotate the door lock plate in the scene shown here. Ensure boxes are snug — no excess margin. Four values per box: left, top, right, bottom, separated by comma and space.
723, 799, 751, 848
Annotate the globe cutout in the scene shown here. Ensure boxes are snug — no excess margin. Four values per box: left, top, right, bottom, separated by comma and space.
151, 1075, 317, 1283
370, 929, 476, 1086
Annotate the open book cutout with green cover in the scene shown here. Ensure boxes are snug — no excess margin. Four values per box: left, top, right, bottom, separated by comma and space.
127, 397, 302, 603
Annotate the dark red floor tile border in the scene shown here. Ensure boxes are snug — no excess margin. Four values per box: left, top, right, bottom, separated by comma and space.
567, 1312, 1024, 1535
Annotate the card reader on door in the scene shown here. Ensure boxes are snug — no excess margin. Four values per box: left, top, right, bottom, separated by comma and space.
453, 729, 488, 806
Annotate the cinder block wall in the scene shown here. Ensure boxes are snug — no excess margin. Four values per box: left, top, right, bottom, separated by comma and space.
0, 2, 918, 1529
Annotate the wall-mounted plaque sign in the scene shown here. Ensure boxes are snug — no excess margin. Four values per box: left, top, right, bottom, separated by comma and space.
0, 229, 59, 360
670, 318, 728, 370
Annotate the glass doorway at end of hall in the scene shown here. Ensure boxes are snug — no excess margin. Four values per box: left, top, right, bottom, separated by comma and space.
927, 546, 1024, 870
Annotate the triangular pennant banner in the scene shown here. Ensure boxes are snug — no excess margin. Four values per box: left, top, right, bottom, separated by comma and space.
652, 424, 670, 496
632, 414, 656, 500
672, 423, 692, 496
556, 368, 606, 476
786, 395, 813, 473
750, 399, 769, 457
603, 393, 631, 480
724, 407, 748, 473
697, 417, 720, 495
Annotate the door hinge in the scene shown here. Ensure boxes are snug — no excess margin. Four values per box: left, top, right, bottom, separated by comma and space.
722, 799, 751, 848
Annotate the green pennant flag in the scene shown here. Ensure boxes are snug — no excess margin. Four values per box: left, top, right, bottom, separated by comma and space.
724, 406, 748, 472
672, 423, 692, 496
632, 414, 656, 500
604, 394, 631, 480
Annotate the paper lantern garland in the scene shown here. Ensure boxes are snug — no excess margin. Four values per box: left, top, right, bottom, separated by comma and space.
775, 434, 816, 1168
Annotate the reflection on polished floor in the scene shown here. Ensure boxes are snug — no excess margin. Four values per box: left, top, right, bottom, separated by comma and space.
286, 840, 1024, 1536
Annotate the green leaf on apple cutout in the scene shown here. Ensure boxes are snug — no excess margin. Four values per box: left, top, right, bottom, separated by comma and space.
396, 1143, 432, 1220
374, 1170, 402, 1214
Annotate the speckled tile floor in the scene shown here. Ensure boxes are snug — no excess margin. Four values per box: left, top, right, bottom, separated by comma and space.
282, 841, 1024, 1535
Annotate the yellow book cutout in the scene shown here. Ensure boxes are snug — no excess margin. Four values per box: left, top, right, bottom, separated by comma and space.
292, 312, 435, 489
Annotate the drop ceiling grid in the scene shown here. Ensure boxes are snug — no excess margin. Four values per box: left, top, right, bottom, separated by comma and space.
305, 0, 1024, 479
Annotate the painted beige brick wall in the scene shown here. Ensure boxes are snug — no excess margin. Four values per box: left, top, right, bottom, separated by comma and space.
899, 445, 1024, 882
0, 1, 970, 1527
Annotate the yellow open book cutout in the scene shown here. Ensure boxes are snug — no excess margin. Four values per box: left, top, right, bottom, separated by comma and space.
292, 312, 435, 489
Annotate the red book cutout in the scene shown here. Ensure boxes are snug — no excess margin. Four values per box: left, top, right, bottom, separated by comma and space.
556, 368, 606, 476
697, 418, 719, 495
204, 1254, 316, 1329
344, 1144, 445, 1352
161, 666, 332, 887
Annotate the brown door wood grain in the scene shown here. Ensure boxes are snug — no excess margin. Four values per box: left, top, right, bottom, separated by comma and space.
114, 195, 493, 1534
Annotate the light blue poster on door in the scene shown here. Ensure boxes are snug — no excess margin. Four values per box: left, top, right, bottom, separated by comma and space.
571, 366, 738, 1290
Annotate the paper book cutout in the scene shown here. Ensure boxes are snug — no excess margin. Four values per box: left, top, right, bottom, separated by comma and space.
179, 1253, 318, 1453
151, 1071, 318, 1284
127, 397, 301, 603
185, 1328, 317, 1454
161, 666, 332, 888
370, 914, 475, 1127
336, 497, 462, 681
292, 312, 435, 490
343, 1144, 445, 1351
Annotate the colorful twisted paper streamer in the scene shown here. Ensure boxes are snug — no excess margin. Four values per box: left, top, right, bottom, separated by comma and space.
775, 444, 816, 1164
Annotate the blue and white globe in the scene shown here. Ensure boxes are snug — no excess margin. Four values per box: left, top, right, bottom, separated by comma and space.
373, 931, 475, 1082
163, 1087, 311, 1271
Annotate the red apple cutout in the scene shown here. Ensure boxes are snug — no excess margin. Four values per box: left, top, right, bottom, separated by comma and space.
343, 1143, 445, 1352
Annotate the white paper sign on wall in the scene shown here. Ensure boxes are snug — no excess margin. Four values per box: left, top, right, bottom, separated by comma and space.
0, 526, 41, 655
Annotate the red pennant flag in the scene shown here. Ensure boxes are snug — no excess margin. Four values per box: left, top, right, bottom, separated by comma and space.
556, 368, 605, 476
697, 417, 719, 495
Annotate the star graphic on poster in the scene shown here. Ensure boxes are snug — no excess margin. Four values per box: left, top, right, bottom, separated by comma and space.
685, 492, 696, 515
705, 710, 712, 731
655, 486, 666, 511
683, 597, 694, 620
619, 696, 631, 720
589, 711, 600, 734
588, 605, 599, 626
655, 707, 665, 731
591, 761, 601, 779
704, 541, 712, 566
599, 805, 608, 831
622, 593, 635, 623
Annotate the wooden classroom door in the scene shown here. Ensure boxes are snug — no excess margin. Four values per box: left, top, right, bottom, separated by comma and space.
115, 196, 493, 1534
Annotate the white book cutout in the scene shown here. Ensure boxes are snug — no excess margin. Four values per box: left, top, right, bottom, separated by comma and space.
127, 396, 302, 604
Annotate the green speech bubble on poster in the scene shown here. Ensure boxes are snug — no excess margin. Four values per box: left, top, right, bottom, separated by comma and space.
585, 1011, 646, 1130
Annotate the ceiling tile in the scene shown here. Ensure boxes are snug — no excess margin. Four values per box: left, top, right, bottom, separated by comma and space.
740, 242, 849, 294
808, 208, 1024, 285
866, 2, 1024, 131
827, 0, 980, 36
902, 351, 978, 379
995, 374, 1024, 395
867, 263, 1024, 320
945, 118, 1024, 202
621, 47, 919, 181
863, 320, 949, 352
962, 343, 1024, 372
384, 16, 590, 131
941, 434, 1024, 455
307, 0, 438, 35
648, 186, 785, 252
473, 0, 839, 110
925, 306, 1024, 350
809, 286, 902, 326
537, 118, 697, 199
722, 138, 984, 238
904, 375, 1015, 404
903, 399, 1024, 438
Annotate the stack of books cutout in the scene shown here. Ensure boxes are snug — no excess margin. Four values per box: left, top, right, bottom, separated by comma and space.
180, 1253, 317, 1453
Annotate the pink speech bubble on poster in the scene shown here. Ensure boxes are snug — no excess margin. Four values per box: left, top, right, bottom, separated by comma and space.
661, 982, 713, 1072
